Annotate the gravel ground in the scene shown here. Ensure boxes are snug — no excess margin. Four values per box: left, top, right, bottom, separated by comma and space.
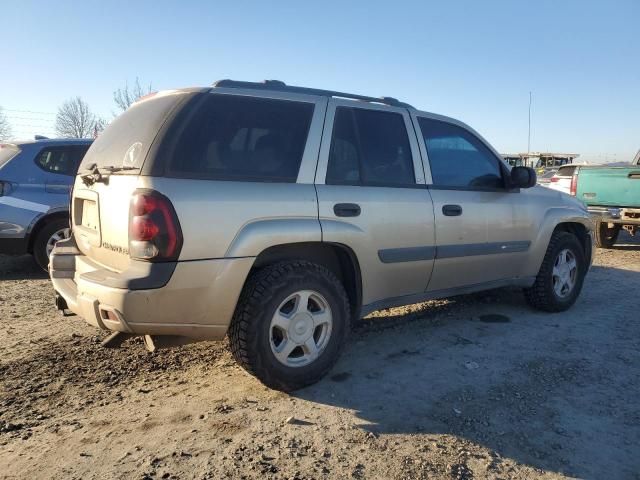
1, 234, 639, 480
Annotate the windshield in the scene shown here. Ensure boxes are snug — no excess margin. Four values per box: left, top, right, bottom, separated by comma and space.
0, 144, 20, 168
78, 92, 187, 172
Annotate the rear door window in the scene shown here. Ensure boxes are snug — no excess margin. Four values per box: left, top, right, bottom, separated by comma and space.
35, 145, 90, 176
326, 107, 415, 186
168, 94, 314, 183
418, 117, 504, 189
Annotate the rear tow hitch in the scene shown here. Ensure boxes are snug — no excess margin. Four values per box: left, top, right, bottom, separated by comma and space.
144, 335, 194, 352
101, 332, 136, 348
55, 293, 74, 317
100, 333, 194, 352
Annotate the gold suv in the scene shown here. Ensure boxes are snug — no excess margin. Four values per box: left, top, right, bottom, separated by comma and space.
50, 80, 594, 390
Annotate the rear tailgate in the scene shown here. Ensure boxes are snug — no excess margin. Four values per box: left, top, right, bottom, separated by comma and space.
577, 167, 640, 207
72, 91, 193, 272
72, 176, 140, 271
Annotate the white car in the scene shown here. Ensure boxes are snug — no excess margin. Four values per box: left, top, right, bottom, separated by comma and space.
547, 165, 580, 195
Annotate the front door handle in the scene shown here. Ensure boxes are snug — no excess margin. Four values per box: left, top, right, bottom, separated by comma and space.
334, 203, 361, 217
442, 204, 462, 216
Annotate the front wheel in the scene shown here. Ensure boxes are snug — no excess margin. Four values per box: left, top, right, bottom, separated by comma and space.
594, 221, 620, 248
33, 219, 70, 271
524, 231, 587, 312
229, 261, 350, 391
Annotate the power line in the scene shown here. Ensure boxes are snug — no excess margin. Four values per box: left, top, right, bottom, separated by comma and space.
9, 123, 55, 128
6, 115, 58, 121
3, 108, 56, 116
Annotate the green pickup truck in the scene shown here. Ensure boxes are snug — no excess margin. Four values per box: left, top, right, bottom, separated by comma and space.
573, 150, 640, 247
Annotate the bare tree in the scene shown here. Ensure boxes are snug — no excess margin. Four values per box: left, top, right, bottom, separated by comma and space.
91, 117, 108, 138
55, 97, 97, 138
0, 107, 12, 141
113, 78, 153, 113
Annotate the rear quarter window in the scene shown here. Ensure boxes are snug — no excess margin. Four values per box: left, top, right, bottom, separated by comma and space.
35, 145, 90, 176
167, 94, 314, 183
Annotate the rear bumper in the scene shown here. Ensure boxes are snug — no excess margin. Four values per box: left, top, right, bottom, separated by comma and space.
588, 206, 640, 226
49, 238, 254, 339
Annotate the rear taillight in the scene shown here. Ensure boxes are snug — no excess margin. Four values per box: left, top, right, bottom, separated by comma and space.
129, 190, 182, 261
569, 174, 578, 196
550, 177, 559, 182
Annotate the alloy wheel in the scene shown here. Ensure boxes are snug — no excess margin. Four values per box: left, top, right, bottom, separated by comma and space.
269, 290, 333, 367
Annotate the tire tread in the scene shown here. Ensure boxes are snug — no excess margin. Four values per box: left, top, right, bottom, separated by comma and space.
524, 231, 585, 312
229, 261, 350, 391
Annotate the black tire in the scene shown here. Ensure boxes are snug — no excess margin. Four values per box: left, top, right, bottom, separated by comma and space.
33, 218, 69, 271
229, 261, 350, 391
594, 221, 620, 248
523, 231, 587, 312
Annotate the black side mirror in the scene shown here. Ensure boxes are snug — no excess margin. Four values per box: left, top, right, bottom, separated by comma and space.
510, 166, 536, 189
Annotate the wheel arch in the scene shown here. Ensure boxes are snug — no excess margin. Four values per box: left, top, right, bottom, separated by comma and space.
525, 209, 593, 276
553, 221, 592, 262
27, 209, 69, 253
250, 241, 363, 322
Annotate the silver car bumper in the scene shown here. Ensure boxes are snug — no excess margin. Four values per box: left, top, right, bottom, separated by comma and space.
49, 237, 254, 340
588, 206, 640, 226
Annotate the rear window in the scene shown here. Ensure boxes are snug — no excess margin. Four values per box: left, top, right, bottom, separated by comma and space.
557, 166, 576, 177
167, 94, 314, 182
0, 144, 20, 168
78, 93, 186, 172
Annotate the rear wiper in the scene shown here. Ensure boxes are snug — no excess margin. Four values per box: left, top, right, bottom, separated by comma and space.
81, 164, 139, 186
100, 165, 139, 173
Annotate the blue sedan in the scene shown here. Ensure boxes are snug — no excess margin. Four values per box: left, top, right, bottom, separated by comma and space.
0, 137, 92, 269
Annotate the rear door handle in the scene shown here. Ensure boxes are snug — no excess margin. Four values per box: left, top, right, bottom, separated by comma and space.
334, 203, 361, 217
442, 204, 462, 216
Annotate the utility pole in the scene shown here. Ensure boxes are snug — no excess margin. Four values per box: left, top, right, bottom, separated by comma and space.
527, 91, 532, 155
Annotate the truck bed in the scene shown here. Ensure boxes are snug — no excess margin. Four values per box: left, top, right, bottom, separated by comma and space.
576, 166, 640, 208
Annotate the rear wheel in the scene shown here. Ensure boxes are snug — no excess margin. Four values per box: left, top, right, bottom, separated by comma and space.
594, 221, 620, 248
524, 231, 586, 312
229, 261, 350, 391
33, 218, 70, 271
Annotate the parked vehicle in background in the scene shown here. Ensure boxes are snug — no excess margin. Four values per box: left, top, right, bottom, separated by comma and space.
50, 80, 593, 391
548, 165, 583, 195
572, 152, 640, 247
0, 137, 92, 269
537, 169, 558, 187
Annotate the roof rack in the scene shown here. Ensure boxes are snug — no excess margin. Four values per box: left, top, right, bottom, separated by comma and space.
212, 79, 414, 109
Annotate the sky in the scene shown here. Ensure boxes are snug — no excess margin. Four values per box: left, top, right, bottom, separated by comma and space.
1, 0, 638, 163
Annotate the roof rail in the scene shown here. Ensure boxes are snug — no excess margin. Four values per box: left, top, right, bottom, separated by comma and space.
212, 79, 414, 109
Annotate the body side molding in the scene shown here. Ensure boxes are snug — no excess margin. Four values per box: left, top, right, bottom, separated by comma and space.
377, 240, 531, 264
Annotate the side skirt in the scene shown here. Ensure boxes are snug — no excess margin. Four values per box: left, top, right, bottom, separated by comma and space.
359, 276, 537, 318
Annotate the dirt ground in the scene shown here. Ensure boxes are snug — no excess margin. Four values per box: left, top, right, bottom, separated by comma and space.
1, 235, 639, 480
